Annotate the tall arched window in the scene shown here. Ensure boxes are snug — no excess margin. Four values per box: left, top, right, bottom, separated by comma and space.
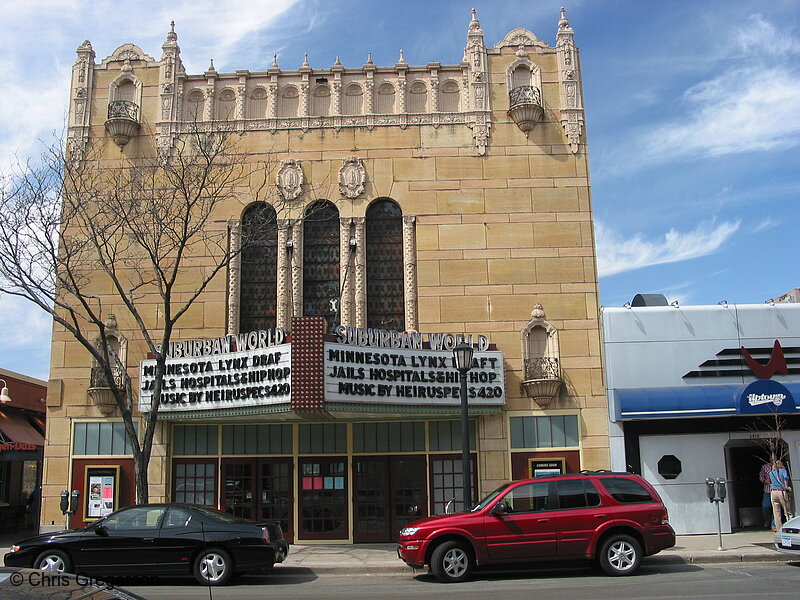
279, 86, 299, 118
311, 84, 331, 116
376, 82, 395, 114
186, 89, 205, 122
408, 81, 427, 113
343, 83, 363, 115
239, 204, 278, 333
366, 199, 404, 330
440, 80, 460, 112
303, 201, 340, 331
217, 89, 236, 120
248, 88, 268, 118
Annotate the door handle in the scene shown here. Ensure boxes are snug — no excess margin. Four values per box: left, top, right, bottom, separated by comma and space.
593, 514, 607, 519
142, 537, 155, 542
537, 519, 550, 523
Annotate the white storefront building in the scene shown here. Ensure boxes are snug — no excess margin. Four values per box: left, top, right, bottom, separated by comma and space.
603, 300, 799, 535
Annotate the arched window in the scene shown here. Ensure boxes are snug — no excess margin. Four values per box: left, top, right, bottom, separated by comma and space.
247, 88, 267, 118
408, 81, 427, 113
376, 82, 395, 114
279, 86, 299, 118
239, 204, 278, 333
303, 201, 340, 331
217, 89, 236, 120
343, 83, 363, 115
512, 65, 532, 89
311, 84, 331, 116
366, 199, 404, 330
440, 80, 460, 112
186, 89, 205, 122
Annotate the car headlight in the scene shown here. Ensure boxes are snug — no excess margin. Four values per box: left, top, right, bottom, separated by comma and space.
399, 527, 420, 537
9, 545, 20, 553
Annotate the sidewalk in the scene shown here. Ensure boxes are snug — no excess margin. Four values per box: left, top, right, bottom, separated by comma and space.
280, 530, 789, 575
0, 530, 789, 576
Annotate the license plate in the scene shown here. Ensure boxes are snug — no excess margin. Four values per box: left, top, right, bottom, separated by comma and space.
782, 536, 792, 548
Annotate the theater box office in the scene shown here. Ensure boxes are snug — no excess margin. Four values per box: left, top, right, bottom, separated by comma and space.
42, 9, 609, 540
603, 302, 800, 535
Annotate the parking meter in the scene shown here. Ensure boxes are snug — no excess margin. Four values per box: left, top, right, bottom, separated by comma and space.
715, 478, 727, 502
70, 490, 80, 514
705, 478, 716, 503
60, 490, 69, 514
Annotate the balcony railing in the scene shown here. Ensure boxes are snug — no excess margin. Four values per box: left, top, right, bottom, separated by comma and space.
88, 366, 126, 416
524, 357, 560, 380
107, 100, 140, 121
508, 85, 544, 136
509, 85, 542, 109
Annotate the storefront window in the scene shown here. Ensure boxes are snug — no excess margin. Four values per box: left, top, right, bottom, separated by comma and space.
353, 421, 424, 453
73, 422, 136, 455
299, 423, 346, 454
174, 461, 216, 506
173, 425, 218, 455
510, 415, 579, 449
429, 420, 476, 451
221, 424, 292, 455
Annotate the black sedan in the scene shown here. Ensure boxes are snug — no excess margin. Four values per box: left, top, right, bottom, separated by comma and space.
4, 503, 288, 586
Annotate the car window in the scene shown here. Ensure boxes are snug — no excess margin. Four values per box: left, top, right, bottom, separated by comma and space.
502, 481, 550, 512
162, 506, 194, 528
101, 506, 166, 531
556, 479, 601, 509
599, 477, 654, 504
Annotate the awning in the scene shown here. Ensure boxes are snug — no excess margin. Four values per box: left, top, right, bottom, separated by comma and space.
0, 410, 45, 446
614, 382, 800, 420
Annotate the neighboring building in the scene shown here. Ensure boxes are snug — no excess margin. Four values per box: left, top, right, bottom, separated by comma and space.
42, 9, 608, 541
768, 288, 799, 304
0, 368, 46, 534
602, 299, 800, 535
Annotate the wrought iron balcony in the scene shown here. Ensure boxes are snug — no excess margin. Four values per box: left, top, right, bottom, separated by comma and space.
521, 357, 561, 404
508, 85, 544, 136
105, 100, 140, 148
88, 366, 126, 416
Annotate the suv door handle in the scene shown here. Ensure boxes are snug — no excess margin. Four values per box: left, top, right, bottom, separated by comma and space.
593, 514, 607, 519
142, 537, 155, 542
537, 519, 550, 523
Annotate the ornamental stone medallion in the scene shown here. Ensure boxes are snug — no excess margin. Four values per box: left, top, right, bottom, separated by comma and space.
276, 159, 304, 201
339, 157, 366, 199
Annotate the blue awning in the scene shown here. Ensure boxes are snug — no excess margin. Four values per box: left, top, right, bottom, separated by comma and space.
614, 382, 800, 420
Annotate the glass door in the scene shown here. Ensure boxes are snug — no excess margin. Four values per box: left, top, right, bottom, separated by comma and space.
258, 459, 293, 542
221, 459, 255, 520
298, 458, 348, 540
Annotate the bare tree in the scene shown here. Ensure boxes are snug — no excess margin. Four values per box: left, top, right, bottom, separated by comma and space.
0, 128, 298, 502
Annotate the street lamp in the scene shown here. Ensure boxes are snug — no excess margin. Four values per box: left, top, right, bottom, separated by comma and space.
0, 379, 11, 403
453, 341, 474, 510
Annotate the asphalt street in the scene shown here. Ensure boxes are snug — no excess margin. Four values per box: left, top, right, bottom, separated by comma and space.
122, 561, 800, 600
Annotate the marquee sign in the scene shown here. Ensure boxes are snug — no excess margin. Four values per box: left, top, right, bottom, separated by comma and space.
140, 329, 291, 413
736, 379, 797, 415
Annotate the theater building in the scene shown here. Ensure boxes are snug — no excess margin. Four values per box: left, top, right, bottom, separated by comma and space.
41, 9, 609, 541
603, 299, 800, 535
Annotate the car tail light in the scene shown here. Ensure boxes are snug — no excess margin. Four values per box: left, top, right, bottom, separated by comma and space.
661, 509, 670, 525
262, 526, 271, 543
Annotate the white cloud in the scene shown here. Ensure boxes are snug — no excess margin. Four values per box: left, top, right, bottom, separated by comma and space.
596, 219, 740, 277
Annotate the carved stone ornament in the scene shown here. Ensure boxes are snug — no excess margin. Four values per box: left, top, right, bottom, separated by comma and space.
338, 157, 366, 199
276, 158, 304, 201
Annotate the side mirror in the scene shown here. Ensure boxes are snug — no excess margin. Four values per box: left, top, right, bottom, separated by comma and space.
94, 525, 108, 537
491, 501, 510, 516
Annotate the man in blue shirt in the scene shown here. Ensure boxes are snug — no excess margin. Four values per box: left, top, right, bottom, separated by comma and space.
769, 459, 793, 529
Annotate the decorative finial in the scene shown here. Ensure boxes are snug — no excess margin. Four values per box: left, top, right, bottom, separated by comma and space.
302, 52, 309, 67
272, 53, 278, 68
366, 52, 374, 65
558, 6, 572, 32
208, 58, 215, 72
166, 20, 177, 42
334, 56, 342, 66
470, 7, 480, 29
398, 49, 406, 63
561, 7, 566, 19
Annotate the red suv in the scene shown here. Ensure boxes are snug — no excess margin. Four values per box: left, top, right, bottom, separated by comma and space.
397, 472, 675, 582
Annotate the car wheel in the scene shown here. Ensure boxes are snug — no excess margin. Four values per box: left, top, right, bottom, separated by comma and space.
194, 548, 233, 586
430, 540, 473, 583
35, 549, 72, 574
598, 534, 641, 576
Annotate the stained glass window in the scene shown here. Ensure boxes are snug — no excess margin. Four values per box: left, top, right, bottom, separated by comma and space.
239, 203, 278, 333
303, 201, 340, 331
366, 199, 404, 330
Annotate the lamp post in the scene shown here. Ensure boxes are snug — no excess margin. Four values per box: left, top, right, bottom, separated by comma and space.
0, 379, 11, 403
453, 341, 474, 511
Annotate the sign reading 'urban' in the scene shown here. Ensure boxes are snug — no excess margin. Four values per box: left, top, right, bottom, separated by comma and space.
325, 327, 505, 405
139, 329, 291, 413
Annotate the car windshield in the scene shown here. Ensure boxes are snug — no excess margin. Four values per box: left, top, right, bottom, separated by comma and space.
470, 483, 512, 512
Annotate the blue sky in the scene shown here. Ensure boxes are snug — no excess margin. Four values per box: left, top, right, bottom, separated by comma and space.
1, 0, 799, 381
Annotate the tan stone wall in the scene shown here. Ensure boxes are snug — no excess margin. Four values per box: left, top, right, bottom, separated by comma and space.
43, 21, 609, 527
